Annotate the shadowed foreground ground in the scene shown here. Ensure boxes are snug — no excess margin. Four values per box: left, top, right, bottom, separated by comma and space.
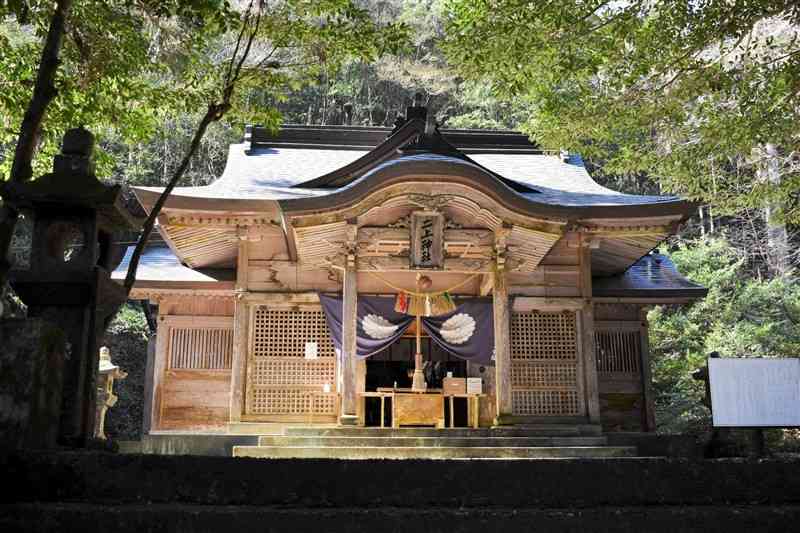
1, 451, 799, 532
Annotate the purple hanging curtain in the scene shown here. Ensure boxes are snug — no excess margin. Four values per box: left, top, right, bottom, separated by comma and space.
421, 299, 495, 365
319, 294, 495, 365
319, 294, 413, 359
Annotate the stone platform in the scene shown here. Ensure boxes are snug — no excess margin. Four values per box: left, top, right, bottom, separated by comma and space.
233, 425, 634, 459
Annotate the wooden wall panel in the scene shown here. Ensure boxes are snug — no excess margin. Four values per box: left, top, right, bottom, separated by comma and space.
152, 315, 234, 431
510, 233, 581, 297
595, 303, 642, 321
159, 370, 231, 430
595, 319, 646, 432
159, 297, 235, 317
538, 234, 580, 266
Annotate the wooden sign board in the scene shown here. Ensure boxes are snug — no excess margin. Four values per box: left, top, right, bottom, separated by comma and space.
709, 358, 800, 427
410, 212, 443, 269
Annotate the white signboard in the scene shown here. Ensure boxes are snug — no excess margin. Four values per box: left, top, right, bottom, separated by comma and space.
304, 341, 318, 360
709, 358, 800, 427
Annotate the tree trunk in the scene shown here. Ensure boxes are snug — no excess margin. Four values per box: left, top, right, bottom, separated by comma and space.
760, 143, 789, 276
0, 0, 73, 283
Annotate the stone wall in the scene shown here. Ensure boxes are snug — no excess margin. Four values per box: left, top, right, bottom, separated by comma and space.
0, 319, 65, 451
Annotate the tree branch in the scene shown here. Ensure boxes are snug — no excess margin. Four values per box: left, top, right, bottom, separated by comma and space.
122, 1, 264, 296
0, 0, 73, 283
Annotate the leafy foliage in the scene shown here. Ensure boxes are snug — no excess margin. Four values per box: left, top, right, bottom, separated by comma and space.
443, 1, 800, 222
649, 237, 800, 434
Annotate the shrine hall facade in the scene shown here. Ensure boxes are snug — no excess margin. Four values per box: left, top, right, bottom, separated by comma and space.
115, 104, 706, 434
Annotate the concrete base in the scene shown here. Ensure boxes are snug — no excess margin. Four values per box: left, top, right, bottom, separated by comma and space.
493, 413, 515, 426
233, 425, 633, 459
339, 414, 359, 426
234, 444, 635, 459
119, 434, 260, 457
606, 432, 701, 458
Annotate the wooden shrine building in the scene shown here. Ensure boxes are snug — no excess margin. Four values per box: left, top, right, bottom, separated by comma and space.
114, 102, 706, 438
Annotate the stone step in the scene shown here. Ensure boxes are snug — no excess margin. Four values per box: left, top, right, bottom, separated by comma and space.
233, 445, 635, 460
257, 435, 609, 447
282, 425, 596, 438
226, 422, 334, 435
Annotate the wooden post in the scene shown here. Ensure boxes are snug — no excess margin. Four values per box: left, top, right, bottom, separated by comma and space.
639, 307, 656, 432
228, 295, 249, 423
340, 224, 359, 425
229, 237, 250, 424
151, 305, 170, 431
493, 228, 513, 425
579, 237, 601, 423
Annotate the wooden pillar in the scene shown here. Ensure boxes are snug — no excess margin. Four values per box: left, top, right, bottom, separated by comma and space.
579, 236, 601, 423
228, 295, 249, 423
151, 302, 170, 431
639, 307, 656, 432
340, 224, 359, 425
229, 237, 250, 423
493, 228, 513, 425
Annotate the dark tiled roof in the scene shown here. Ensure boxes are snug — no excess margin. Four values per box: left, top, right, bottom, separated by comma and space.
592, 253, 707, 299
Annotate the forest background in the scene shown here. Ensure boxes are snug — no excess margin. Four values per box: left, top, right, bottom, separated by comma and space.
1, 0, 799, 448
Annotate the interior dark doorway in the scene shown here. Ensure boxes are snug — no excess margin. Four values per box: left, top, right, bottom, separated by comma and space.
364, 334, 469, 427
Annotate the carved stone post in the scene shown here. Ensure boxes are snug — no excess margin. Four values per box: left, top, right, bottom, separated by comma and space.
2, 127, 137, 446
493, 228, 513, 425
340, 223, 359, 425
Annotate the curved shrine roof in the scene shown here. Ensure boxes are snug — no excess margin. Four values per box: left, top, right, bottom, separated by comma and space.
136, 142, 681, 209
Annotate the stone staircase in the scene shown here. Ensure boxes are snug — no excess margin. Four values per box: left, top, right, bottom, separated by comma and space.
232, 425, 636, 459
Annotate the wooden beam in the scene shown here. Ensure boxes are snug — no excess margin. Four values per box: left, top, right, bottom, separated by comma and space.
240, 292, 321, 305
356, 255, 493, 273
512, 297, 585, 312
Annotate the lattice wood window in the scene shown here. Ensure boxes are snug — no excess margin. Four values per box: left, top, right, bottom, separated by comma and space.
510, 311, 580, 416
246, 306, 337, 417
595, 328, 641, 375
168, 326, 233, 370
511, 312, 577, 360
252, 308, 336, 358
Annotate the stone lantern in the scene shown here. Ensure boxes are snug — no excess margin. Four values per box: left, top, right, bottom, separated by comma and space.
2, 127, 138, 446
94, 346, 127, 440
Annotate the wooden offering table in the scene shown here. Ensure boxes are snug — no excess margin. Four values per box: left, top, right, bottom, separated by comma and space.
357, 388, 484, 428
445, 393, 486, 429
380, 388, 445, 428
